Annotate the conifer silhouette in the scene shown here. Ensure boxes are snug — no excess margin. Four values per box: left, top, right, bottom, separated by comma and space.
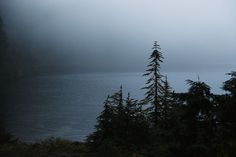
142, 41, 164, 124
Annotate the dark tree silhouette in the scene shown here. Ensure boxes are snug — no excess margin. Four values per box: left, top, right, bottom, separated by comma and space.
183, 79, 215, 156
223, 71, 236, 97
142, 41, 164, 125
112, 86, 124, 116
186, 79, 212, 118
88, 87, 124, 146
217, 71, 236, 156
123, 93, 149, 148
160, 75, 173, 121
87, 95, 115, 147
1, 39, 236, 157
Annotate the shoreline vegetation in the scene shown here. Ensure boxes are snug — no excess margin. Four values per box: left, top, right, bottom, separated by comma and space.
1, 42, 236, 157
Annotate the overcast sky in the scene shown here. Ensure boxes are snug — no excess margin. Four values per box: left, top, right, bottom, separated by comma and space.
0, 0, 236, 72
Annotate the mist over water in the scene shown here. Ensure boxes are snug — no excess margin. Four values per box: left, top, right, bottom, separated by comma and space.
0, 0, 236, 73
2, 72, 229, 142
0, 0, 235, 144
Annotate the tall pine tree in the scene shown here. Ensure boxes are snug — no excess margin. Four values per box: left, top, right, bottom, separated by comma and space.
87, 95, 115, 146
160, 75, 173, 121
142, 41, 164, 124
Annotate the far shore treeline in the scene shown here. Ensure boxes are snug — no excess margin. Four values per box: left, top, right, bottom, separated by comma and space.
1, 16, 236, 157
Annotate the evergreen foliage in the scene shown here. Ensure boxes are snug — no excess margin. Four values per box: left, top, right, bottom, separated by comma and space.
1, 41, 236, 157
87, 42, 236, 157
223, 71, 236, 96
142, 41, 164, 125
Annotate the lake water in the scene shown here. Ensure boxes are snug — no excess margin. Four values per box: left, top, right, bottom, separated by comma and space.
0, 72, 230, 142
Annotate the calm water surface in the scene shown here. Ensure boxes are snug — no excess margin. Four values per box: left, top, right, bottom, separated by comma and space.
1, 72, 229, 142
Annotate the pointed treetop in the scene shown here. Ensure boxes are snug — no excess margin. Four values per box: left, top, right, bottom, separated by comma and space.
197, 74, 200, 82
127, 92, 130, 98
152, 41, 160, 50
120, 85, 123, 91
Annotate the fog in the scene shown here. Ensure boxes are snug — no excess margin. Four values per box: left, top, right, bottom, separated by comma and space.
0, 0, 236, 73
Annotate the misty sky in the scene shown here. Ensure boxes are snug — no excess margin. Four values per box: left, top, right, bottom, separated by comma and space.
0, 0, 236, 72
